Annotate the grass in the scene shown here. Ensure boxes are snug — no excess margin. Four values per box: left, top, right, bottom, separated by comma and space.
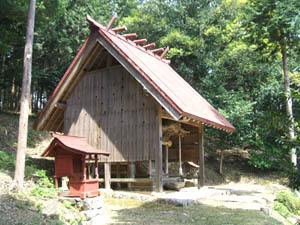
105, 198, 283, 225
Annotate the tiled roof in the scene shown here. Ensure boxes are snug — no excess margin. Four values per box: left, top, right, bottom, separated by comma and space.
42, 133, 110, 157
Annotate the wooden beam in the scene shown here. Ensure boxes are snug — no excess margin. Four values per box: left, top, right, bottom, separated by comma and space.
127, 162, 135, 190
198, 125, 205, 188
160, 46, 169, 59
133, 39, 147, 45
84, 46, 104, 72
219, 150, 224, 175
106, 14, 117, 30
99, 178, 155, 183
143, 43, 156, 49
165, 146, 169, 176
155, 106, 163, 192
178, 125, 183, 176
54, 102, 66, 110
122, 33, 137, 39
151, 48, 164, 54
161, 109, 202, 128
111, 26, 127, 32
116, 162, 121, 189
104, 162, 111, 189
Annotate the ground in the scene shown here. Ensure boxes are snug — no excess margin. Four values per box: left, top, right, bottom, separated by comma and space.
0, 112, 293, 224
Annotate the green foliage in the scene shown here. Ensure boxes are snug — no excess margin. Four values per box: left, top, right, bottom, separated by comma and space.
286, 163, 300, 190
0, 150, 15, 171
274, 201, 290, 218
30, 169, 57, 198
275, 191, 300, 217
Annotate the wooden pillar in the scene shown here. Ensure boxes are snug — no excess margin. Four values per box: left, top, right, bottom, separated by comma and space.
148, 160, 153, 178
82, 157, 86, 181
104, 162, 111, 189
178, 126, 183, 176
198, 125, 205, 188
95, 155, 99, 179
155, 106, 163, 192
127, 162, 135, 190
54, 176, 58, 188
116, 162, 121, 189
165, 145, 169, 176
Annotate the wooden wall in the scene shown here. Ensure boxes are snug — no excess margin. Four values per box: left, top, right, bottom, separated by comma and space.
167, 123, 199, 162
64, 65, 159, 162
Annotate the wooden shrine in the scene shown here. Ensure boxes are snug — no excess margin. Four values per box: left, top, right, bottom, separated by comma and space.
42, 133, 109, 198
34, 14, 235, 192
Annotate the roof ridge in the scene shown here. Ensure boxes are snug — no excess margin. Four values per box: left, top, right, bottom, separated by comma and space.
86, 14, 171, 64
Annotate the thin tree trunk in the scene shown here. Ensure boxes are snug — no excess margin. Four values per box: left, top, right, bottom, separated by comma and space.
13, 0, 36, 191
280, 43, 297, 166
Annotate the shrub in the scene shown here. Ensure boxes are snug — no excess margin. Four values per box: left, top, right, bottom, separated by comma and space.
276, 191, 300, 215
274, 201, 290, 218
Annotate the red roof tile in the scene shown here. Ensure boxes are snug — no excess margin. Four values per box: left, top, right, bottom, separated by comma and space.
42, 134, 110, 157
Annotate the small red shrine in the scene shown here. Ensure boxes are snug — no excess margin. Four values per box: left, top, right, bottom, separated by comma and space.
42, 133, 109, 198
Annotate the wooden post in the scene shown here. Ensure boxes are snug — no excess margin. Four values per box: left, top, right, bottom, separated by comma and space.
198, 125, 205, 188
54, 176, 58, 188
116, 162, 121, 189
165, 145, 169, 176
83, 157, 86, 181
104, 162, 111, 189
127, 162, 135, 190
95, 155, 99, 179
155, 107, 163, 192
219, 150, 224, 175
178, 125, 183, 176
148, 160, 153, 178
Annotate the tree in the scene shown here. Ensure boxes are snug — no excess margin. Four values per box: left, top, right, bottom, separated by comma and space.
13, 0, 36, 190
243, 0, 300, 166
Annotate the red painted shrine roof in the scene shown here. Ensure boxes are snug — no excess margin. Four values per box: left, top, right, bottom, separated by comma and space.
33, 14, 235, 133
42, 133, 110, 157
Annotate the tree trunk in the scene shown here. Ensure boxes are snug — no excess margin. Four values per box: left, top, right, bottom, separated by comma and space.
13, 0, 36, 191
280, 43, 297, 166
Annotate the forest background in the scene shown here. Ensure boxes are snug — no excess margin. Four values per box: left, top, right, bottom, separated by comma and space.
1, 0, 299, 187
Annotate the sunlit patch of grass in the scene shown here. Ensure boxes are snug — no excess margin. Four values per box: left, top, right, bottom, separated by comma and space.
105, 198, 283, 225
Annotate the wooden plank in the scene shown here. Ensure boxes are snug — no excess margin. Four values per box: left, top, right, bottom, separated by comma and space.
95, 35, 181, 121
198, 125, 205, 188
136, 82, 144, 161
165, 146, 169, 175
123, 69, 131, 161
155, 105, 163, 192
161, 109, 202, 128
127, 70, 135, 162
113, 66, 122, 161
94, 71, 101, 149
99, 69, 107, 162
149, 100, 157, 160
104, 162, 111, 189
99, 178, 155, 183
36, 32, 99, 130
143, 94, 149, 161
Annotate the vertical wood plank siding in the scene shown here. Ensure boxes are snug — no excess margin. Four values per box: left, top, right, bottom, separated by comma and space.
64, 66, 159, 162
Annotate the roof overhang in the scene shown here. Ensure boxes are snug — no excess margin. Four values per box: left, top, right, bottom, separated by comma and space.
33, 15, 235, 134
